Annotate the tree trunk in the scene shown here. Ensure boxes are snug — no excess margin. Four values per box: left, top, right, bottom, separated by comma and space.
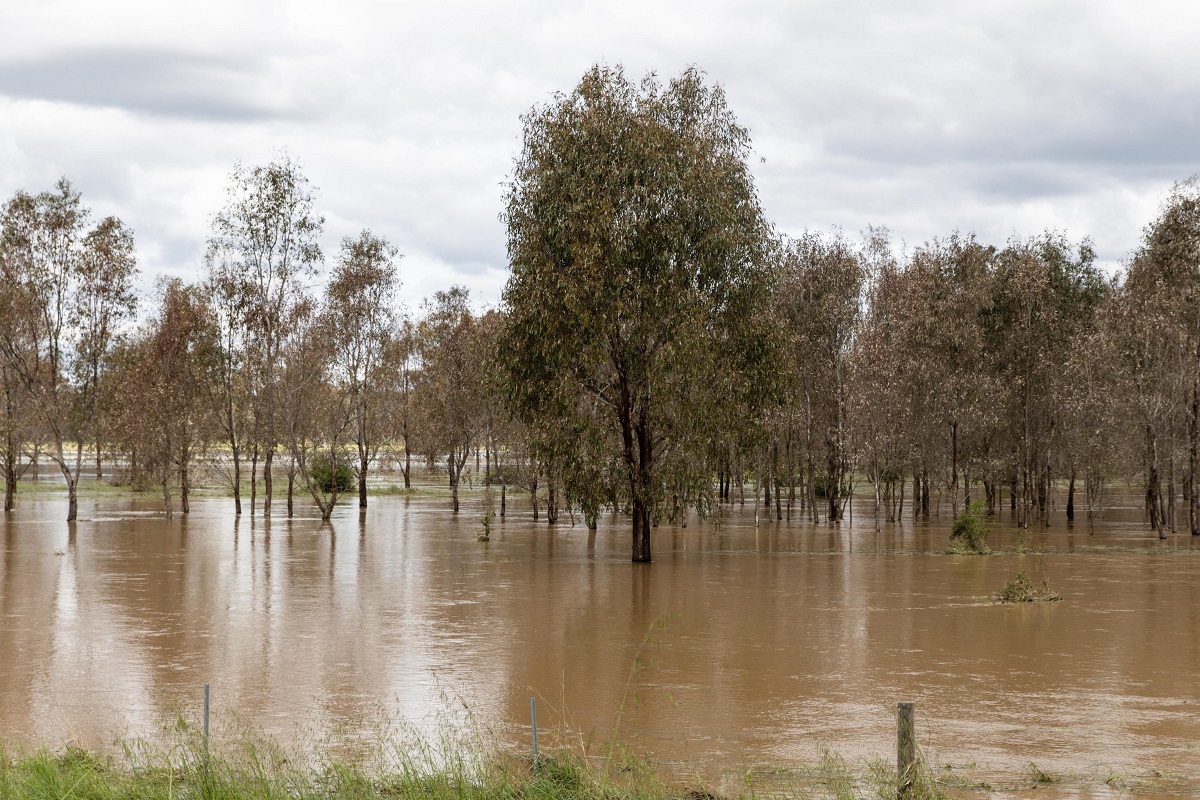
1169, 457, 1177, 533
66, 479, 78, 522
787, 432, 796, 521
232, 443, 242, 515
402, 431, 412, 489
826, 446, 842, 523
359, 451, 369, 509
546, 468, 558, 525
263, 447, 273, 517
496, 441, 506, 517
3, 429, 15, 512
921, 470, 930, 518
950, 420, 959, 518
753, 450, 762, 527
763, 456, 772, 510
161, 480, 172, 519
1148, 424, 1165, 539
530, 468, 538, 521
618, 381, 654, 562
632, 409, 653, 561
250, 446, 259, 515
632, 500, 651, 562
872, 464, 881, 531
1192, 309, 1200, 535
775, 473, 783, 521
180, 459, 190, 514
1066, 471, 1075, 522
287, 469, 294, 517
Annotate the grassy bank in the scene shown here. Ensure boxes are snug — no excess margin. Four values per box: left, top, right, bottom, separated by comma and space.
0, 718, 953, 800
0, 748, 951, 800
3, 719, 1191, 799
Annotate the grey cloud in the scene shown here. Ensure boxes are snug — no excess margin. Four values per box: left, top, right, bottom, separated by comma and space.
0, 48, 309, 121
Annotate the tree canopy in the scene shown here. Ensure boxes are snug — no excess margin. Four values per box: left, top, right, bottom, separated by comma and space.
500, 65, 778, 561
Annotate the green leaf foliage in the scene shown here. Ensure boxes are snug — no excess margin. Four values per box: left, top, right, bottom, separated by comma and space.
500, 64, 779, 560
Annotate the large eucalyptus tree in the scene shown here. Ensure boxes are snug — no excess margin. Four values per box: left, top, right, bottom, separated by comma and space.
500, 64, 776, 562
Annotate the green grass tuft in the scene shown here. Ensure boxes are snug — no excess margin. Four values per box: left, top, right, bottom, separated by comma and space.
994, 571, 1062, 603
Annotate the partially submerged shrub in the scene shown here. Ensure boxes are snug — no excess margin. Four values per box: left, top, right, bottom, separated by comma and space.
479, 488, 496, 541
995, 571, 1062, 603
310, 455, 353, 494
1028, 762, 1059, 784
947, 502, 991, 554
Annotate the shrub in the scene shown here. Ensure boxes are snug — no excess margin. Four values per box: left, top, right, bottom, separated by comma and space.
947, 502, 991, 554
310, 455, 353, 494
994, 571, 1062, 603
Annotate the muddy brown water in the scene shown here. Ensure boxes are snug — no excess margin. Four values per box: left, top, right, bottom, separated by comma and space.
2, 486, 1199, 797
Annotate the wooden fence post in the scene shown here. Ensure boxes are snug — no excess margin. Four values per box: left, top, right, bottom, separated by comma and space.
897, 701, 915, 798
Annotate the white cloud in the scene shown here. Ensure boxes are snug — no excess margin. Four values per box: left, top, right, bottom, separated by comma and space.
1, 0, 1197, 308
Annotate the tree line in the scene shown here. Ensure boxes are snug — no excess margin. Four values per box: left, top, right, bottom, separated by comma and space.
2, 65, 1198, 561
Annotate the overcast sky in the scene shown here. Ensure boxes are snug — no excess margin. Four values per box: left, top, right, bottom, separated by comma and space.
2, 0, 1197, 310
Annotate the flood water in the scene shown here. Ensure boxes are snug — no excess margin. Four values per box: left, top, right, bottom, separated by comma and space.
2, 485, 1200, 797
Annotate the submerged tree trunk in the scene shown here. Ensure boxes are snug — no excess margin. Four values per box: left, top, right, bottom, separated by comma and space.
1169, 457, 1178, 533
1066, 470, 1075, 522
232, 443, 242, 515
250, 445, 259, 515
1148, 425, 1165, 539
3, 433, 16, 512
631, 501, 651, 562
66, 478, 78, 522
180, 459, 190, 514
56, 443, 82, 523
161, 480, 172, 519
912, 472, 921, 521
754, 450, 762, 527
402, 429, 412, 489
950, 420, 959, 518
618, 384, 654, 562
546, 467, 558, 525
495, 440, 506, 518
263, 447, 273, 517
1192, 311, 1200, 535
359, 451, 369, 509
775, 470, 783, 521
921, 468, 930, 518
3, 466, 14, 512
530, 467, 538, 521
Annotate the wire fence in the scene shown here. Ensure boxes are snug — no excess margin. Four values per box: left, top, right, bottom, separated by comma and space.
0, 683, 1190, 796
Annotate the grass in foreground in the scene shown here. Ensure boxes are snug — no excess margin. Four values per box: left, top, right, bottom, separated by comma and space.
5, 726, 1192, 799
0, 716, 957, 800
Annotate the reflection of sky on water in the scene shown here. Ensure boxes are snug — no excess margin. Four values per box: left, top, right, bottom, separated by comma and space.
0, 487, 1198, 792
